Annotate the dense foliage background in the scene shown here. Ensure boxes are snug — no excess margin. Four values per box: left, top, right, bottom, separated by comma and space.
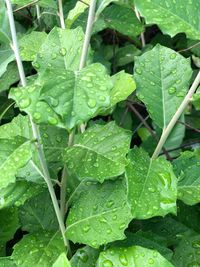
0, 0, 200, 266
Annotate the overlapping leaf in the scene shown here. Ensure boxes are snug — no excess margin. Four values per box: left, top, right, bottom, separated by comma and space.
66, 179, 132, 248
135, 0, 200, 40
125, 148, 177, 219
64, 122, 131, 182
0, 137, 32, 189
12, 232, 65, 267
53, 253, 71, 267
134, 44, 192, 130
70, 246, 99, 267
97, 246, 174, 267
173, 149, 200, 205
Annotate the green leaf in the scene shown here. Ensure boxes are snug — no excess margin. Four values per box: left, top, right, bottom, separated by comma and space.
115, 45, 141, 67
0, 181, 45, 209
0, 137, 32, 189
173, 149, 200, 205
11, 0, 57, 9
12, 231, 65, 267
0, 3, 10, 44
110, 71, 136, 106
0, 62, 19, 93
70, 246, 99, 267
0, 207, 19, 256
19, 31, 47, 61
34, 27, 85, 72
0, 257, 17, 267
96, 246, 174, 267
10, 63, 113, 130
125, 147, 177, 219
191, 87, 200, 110
19, 191, 58, 233
114, 231, 173, 261
66, 179, 132, 248
64, 122, 131, 182
94, 4, 144, 39
134, 44, 192, 130
135, 0, 200, 40
173, 234, 200, 267
53, 253, 71, 267
0, 48, 15, 78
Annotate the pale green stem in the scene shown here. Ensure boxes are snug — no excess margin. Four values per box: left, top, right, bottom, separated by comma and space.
5, 0, 69, 249
57, 0, 65, 29
36, 4, 41, 27
152, 70, 200, 159
79, 0, 97, 132
135, 7, 145, 47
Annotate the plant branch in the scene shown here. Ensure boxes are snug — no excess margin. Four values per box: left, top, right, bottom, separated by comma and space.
36, 4, 41, 27
57, 0, 65, 29
127, 103, 172, 160
134, 7, 145, 47
152, 70, 200, 159
5, 0, 69, 249
13, 0, 38, 12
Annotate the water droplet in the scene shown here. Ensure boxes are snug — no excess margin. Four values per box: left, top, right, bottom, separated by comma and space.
150, 81, 156, 86
148, 258, 155, 264
51, 53, 57, 60
135, 68, 142, 75
170, 53, 177, 59
59, 47, 66, 56
87, 99, 97, 108
48, 117, 58, 125
33, 62, 40, 69
119, 223, 126, 229
168, 87, 176, 94
99, 95, 106, 101
107, 200, 114, 208
119, 253, 128, 266
77, 250, 88, 262
83, 225, 90, 233
103, 260, 113, 267
148, 187, 156, 193
19, 97, 31, 108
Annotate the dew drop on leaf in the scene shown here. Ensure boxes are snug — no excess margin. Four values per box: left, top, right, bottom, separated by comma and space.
83, 225, 90, 233
33, 112, 41, 120
103, 260, 113, 267
168, 87, 176, 94
119, 253, 128, 266
135, 68, 142, 75
148, 258, 155, 264
19, 97, 31, 108
59, 47, 67, 56
87, 99, 97, 108
170, 53, 177, 59
47, 117, 58, 125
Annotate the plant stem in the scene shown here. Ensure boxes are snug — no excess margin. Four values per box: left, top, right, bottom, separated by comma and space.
152, 70, 200, 159
36, 4, 41, 27
79, 0, 97, 70
5, 0, 69, 249
57, 0, 65, 29
134, 7, 145, 47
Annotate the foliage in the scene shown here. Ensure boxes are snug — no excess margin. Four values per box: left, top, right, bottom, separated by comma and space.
0, 0, 200, 266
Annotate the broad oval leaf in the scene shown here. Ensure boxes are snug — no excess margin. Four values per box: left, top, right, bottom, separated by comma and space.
97, 246, 174, 267
135, 0, 200, 40
173, 149, 200, 205
0, 137, 32, 189
64, 122, 132, 182
66, 179, 132, 248
34, 27, 85, 72
134, 44, 192, 130
0, 257, 17, 267
10, 63, 113, 130
125, 147, 177, 219
19, 191, 58, 233
12, 231, 65, 267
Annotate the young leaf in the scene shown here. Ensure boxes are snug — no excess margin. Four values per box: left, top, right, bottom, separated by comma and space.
19, 191, 58, 233
125, 147, 177, 219
53, 253, 71, 267
96, 246, 174, 267
10, 63, 113, 130
34, 27, 86, 72
134, 44, 192, 130
94, 4, 144, 39
173, 149, 200, 205
19, 31, 47, 61
110, 71, 136, 106
0, 137, 32, 189
0, 62, 19, 92
64, 122, 131, 182
70, 246, 99, 267
135, 0, 200, 40
12, 231, 65, 267
0, 2, 10, 44
66, 179, 132, 248
0, 48, 15, 78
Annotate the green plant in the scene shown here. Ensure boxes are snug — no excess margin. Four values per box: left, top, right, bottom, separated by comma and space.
0, 0, 200, 266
